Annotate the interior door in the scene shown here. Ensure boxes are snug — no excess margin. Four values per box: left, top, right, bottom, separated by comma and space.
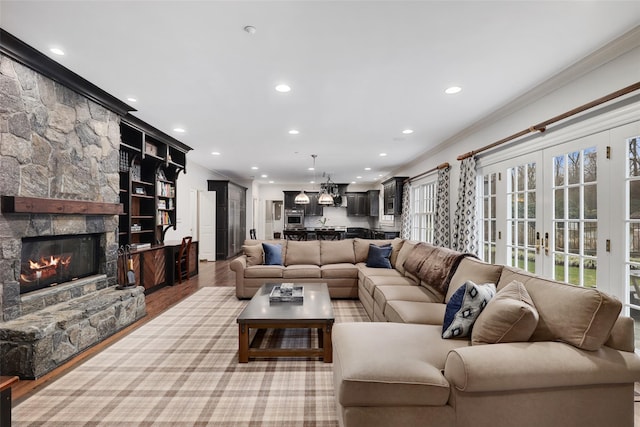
198, 190, 216, 261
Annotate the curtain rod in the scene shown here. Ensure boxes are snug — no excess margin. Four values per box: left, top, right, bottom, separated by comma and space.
405, 162, 450, 183
457, 81, 640, 161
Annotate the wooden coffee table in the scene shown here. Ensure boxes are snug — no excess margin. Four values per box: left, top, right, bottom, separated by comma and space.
237, 283, 335, 363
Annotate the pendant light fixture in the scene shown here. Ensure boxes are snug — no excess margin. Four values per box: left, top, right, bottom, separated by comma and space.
318, 172, 335, 205
294, 154, 315, 205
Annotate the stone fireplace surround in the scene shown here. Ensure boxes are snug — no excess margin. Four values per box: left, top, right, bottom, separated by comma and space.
0, 47, 145, 378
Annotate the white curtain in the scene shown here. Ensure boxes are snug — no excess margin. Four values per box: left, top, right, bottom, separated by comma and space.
400, 182, 412, 239
452, 157, 479, 254
433, 166, 450, 248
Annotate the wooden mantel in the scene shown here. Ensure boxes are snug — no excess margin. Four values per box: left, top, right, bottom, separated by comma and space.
1, 196, 123, 215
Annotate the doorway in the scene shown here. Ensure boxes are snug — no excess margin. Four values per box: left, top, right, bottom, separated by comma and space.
265, 200, 283, 240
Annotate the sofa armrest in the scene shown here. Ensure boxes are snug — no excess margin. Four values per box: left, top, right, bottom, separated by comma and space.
444, 341, 640, 393
230, 255, 247, 272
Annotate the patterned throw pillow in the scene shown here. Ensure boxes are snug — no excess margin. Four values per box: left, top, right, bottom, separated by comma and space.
262, 243, 283, 266
442, 281, 496, 339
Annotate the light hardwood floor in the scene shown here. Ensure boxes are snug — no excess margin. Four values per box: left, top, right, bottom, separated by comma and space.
10, 259, 640, 426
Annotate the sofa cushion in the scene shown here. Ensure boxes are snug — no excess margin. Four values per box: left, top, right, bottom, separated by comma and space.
385, 301, 447, 325
471, 280, 539, 345
333, 323, 470, 407
394, 240, 419, 275
373, 285, 435, 311
320, 240, 355, 264
389, 238, 404, 267
366, 243, 392, 268
242, 244, 263, 266
321, 263, 359, 279
446, 257, 503, 303
244, 265, 284, 278
262, 243, 283, 265
285, 240, 321, 266
282, 265, 321, 278
361, 274, 417, 297
353, 238, 395, 263
442, 281, 496, 339
498, 266, 622, 351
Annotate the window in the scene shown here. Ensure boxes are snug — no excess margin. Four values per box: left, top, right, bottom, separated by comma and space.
411, 180, 436, 242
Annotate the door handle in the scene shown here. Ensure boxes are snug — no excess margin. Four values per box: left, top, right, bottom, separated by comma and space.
544, 232, 549, 256
535, 232, 541, 254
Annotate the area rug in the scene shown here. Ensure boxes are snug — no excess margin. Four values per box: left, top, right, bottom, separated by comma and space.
13, 286, 368, 426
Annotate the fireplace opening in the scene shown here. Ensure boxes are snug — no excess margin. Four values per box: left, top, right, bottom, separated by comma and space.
20, 234, 101, 294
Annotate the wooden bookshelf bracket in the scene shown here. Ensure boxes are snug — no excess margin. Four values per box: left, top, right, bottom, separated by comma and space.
1, 196, 123, 215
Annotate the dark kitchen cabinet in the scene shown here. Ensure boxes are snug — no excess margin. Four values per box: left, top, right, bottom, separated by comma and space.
208, 180, 247, 259
367, 190, 380, 217
284, 191, 323, 216
346, 192, 369, 216
382, 177, 408, 215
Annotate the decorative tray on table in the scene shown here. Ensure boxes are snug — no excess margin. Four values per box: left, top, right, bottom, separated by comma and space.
269, 284, 304, 303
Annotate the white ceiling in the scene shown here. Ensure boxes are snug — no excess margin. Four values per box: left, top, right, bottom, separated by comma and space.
2, 1, 639, 185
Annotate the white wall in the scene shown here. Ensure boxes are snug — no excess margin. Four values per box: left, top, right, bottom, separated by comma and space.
164, 157, 228, 242
392, 42, 640, 225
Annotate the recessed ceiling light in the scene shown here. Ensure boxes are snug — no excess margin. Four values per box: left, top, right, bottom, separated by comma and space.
261, 174, 268, 178
445, 86, 462, 94
356, 176, 362, 179
251, 166, 259, 170
402, 129, 414, 134
211, 151, 221, 155
269, 180, 274, 184
310, 180, 315, 184
50, 47, 64, 56
364, 167, 371, 171
275, 84, 291, 93
379, 153, 387, 157
288, 129, 299, 135
173, 128, 186, 133
127, 97, 137, 103
351, 181, 356, 184
308, 167, 315, 171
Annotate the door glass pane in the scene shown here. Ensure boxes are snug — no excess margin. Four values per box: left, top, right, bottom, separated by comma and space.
507, 162, 537, 273
528, 163, 536, 189
555, 222, 565, 251
568, 151, 581, 185
584, 184, 597, 219
568, 187, 579, 219
583, 147, 597, 183
554, 155, 565, 186
629, 137, 640, 177
555, 189, 564, 219
528, 192, 536, 219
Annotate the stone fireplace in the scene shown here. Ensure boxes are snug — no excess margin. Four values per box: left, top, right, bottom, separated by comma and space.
0, 53, 145, 378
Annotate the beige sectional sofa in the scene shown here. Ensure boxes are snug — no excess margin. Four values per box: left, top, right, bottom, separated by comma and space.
230, 238, 640, 427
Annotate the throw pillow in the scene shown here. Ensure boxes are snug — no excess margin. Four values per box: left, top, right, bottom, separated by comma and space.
471, 280, 539, 345
262, 243, 283, 266
242, 244, 264, 266
366, 243, 392, 268
442, 281, 496, 339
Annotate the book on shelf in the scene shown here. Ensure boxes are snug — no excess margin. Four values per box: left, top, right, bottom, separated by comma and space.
130, 243, 151, 250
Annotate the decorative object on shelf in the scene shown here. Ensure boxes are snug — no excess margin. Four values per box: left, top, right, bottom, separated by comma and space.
130, 162, 141, 181
145, 141, 158, 156
134, 187, 145, 195
269, 283, 304, 303
157, 169, 167, 181
119, 151, 129, 172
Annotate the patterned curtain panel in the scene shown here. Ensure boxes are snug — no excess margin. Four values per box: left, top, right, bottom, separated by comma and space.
400, 181, 412, 239
452, 157, 479, 254
433, 166, 450, 248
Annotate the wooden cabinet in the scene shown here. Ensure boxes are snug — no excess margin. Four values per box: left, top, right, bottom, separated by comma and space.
346, 192, 368, 216
118, 116, 191, 247
382, 177, 408, 215
367, 190, 380, 216
208, 180, 247, 260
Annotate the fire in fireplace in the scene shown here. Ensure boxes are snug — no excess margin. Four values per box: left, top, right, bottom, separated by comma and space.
20, 234, 101, 294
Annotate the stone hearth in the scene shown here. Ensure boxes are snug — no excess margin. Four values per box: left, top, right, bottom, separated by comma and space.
0, 52, 146, 378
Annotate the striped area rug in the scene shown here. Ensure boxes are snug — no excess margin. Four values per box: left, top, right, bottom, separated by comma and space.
13, 286, 368, 426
